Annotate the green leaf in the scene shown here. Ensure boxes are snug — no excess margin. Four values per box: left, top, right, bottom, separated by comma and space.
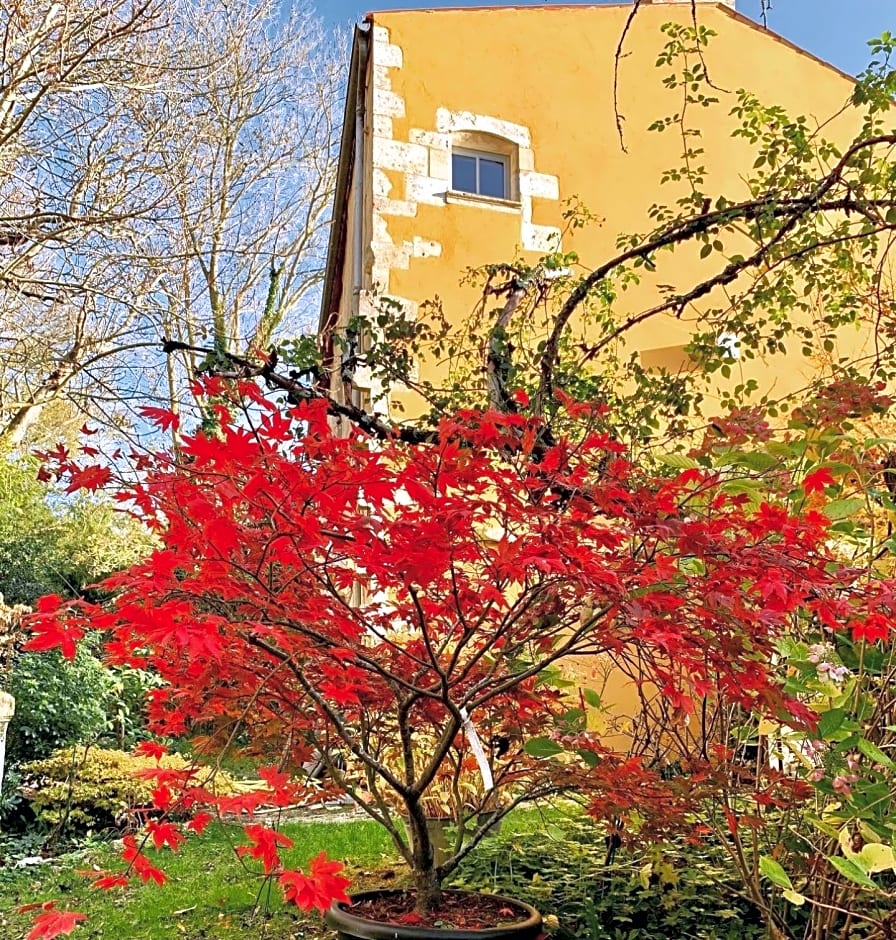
577, 748, 599, 768
656, 453, 700, 470
759, 855, 793, 890
827, 855, 877, 888
782, 889, 806, 907
731, 451, 779, 472
857, 738, 895, 770
559, 708, 586, 731
823, 498, 865, 521
855, 843, 896, 874
524, 737, 564, 758
582, 688, 602, 709
806, 813, 841, 840
816, 708, 847, 739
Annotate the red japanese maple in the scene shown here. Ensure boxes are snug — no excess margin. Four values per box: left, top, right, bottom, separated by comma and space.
24, 388, 894, 923
19, 903, 87, 940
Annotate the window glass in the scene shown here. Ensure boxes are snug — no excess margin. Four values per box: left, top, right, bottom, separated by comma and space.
451, 153, 477, 194
478, 158, 506, 199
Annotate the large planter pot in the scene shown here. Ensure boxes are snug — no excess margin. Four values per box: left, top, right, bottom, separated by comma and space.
326, 889, 543, 939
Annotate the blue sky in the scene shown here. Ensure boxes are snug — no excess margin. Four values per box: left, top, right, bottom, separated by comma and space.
318, 0, 893, 77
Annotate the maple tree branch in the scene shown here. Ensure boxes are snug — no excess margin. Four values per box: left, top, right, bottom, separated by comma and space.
465, 601, 617, 712
238, 630, 411, 798
161, 338, 436, 445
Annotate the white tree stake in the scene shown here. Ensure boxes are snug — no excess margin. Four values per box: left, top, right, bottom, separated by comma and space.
460, 707, 493, 791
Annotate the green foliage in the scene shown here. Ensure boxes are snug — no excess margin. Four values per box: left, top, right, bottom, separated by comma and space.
0, 457, 61, 605
103, 665, 162, 751
5, 643, 159, 781
0, 456, 158, 774
0, 766, 25, 823
52, 497, 156, 601
691, 414, 896, 938
0, 456, 155, 606
21, 746, 236, 836
452, 817, 765, 940
6, 645, 111, 766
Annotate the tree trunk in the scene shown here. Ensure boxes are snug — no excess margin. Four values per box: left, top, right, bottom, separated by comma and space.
405, 800, 442, 914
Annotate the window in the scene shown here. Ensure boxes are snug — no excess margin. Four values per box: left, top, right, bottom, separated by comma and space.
451, 148, 510, 200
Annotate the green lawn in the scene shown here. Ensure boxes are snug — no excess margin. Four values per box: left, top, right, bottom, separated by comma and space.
0, 818, 399, 940
1, 807, 570, 939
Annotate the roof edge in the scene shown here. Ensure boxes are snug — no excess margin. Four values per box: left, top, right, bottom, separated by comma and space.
364, 3, 857, 84
716, 3, 856, 83
318, 24, 370, 338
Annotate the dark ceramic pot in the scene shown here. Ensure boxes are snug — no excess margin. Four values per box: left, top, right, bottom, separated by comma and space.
326, 889, 543, 940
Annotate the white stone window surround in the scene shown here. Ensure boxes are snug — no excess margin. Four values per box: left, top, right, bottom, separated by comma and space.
368, 23, 562, 281
360, 24, 564, 409
413, 109, 562, 253
446, 189, 522, 213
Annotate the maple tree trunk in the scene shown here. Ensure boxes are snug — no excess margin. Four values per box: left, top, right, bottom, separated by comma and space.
413, 863, 441, 915
406, 800, 442, 914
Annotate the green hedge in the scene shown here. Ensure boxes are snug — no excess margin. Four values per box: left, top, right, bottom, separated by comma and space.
7, 646, 111, 766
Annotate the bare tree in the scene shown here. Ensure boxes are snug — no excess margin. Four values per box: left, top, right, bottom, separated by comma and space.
0, 0, 344, 449
137, 0, 344, 425
0, 0, 166, 447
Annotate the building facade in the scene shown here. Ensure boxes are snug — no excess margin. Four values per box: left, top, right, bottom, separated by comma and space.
319, 0, 861, 428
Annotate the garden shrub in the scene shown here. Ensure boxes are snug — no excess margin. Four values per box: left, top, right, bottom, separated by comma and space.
452, 816, 766, 940
21, 746, 236, 835
103, 665, 162, 750
0, 457, 157, 606
5, 648, 161, 777
6, 645, 111, 766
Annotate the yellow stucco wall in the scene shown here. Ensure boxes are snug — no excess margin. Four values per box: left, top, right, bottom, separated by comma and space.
330, 3, 869, 746
351, 2, 865, 419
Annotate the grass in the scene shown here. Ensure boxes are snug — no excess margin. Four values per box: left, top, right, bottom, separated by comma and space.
0, 806, 572, 939
0, 818, 398, 940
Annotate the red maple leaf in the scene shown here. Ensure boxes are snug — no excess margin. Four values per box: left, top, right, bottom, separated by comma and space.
21, 902, 86, 940
279, 852, 350, 911
186, 812, 214, 835
851, 614, 890, 643
122, 836, 167, 885
64, 464, 111, 493
134, 741, 167, 761
237, 825, 294, 873
146, 820, 186, 852
77, 869, 130, 891
802, 466, 835, 495
23, 612, 84, 661
138, 406, 181, 432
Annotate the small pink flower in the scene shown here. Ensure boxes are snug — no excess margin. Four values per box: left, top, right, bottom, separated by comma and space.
832, 775, 854, 796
